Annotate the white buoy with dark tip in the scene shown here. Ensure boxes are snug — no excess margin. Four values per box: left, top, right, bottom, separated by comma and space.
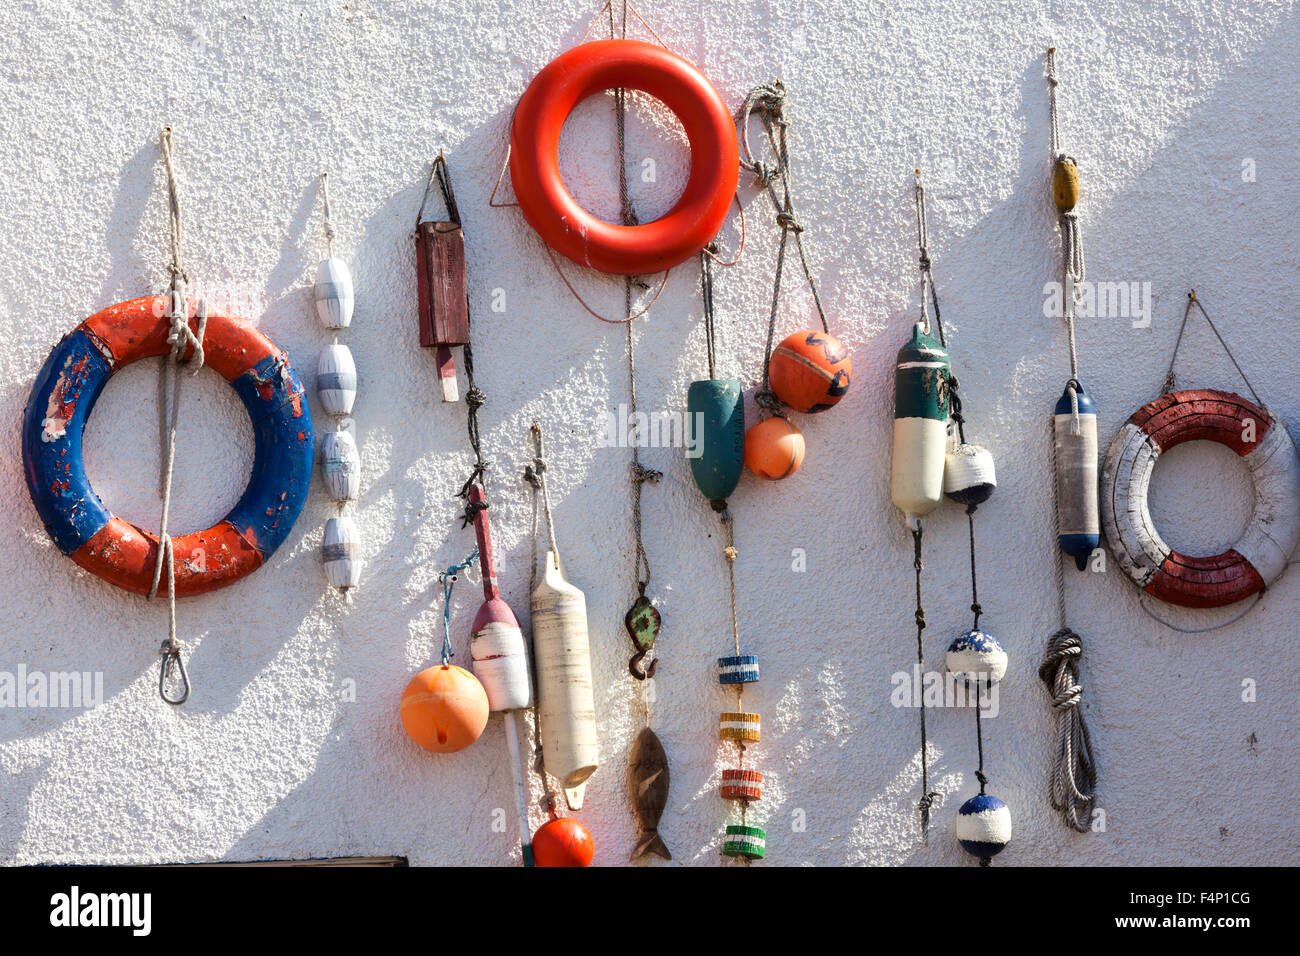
323, 514, 363, 589
955, 794, 1012, 859
1054, 382, 1099, 570
945, 629, 1007, 685
944, 443, 997, 507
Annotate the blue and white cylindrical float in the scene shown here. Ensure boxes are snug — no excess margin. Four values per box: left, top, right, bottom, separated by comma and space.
323, 514, 363, 590
955, 794, 1012, 860
945, 630, 1008, 685
944, 443, 997, 508
891, 323, 950, 528
716, 654, 760, 685
1054, 382, 1099, 570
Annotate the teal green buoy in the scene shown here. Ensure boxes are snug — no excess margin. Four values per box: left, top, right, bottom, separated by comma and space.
688, 379, 745, 506
890, 323, 950, 528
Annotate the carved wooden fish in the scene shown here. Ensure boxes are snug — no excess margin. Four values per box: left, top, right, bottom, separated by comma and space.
628, 726, 671, 861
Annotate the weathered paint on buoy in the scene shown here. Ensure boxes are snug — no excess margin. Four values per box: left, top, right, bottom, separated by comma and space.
955, 793, 1012, 859
320, 428, 360, 502
468, 485, 531, 712
720, 769, 763, 801
317, 342, 357, 417
722, 824, 765, 859
322, 514, 363, 589
945, 629, 1008, 685
314, 256, 354, 330
944, 442, 997, 507
716, 654, 759, 685
768, 330, 851, 413
687, 379, 744, 503
891, 323, 950, 526
719, 711, 760, 742
1052, 158, 1080, 213
531, 550, 598, 789
1054, 383, 1099, 570
399, 663, 489, 754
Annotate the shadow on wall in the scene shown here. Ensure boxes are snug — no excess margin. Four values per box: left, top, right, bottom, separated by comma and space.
2, 5, 1297, 864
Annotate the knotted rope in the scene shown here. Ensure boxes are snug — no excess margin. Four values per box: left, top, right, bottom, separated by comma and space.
150, 128, 208, 706
910, 526, 940, 836
740, 81, 830, 419
1038, 628, 1097, 832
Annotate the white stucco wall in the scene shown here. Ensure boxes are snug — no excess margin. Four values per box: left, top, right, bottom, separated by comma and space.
0, 0, 1296, 866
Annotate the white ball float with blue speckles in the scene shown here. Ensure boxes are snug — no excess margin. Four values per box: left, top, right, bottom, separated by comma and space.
945, 629, 1007, 685
955, 794, 1011, 859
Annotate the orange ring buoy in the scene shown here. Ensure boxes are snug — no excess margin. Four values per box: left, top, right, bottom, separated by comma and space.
509, 39, 739, 275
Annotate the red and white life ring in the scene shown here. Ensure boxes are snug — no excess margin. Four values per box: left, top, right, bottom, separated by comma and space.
1100, 389, 1300, 608
509, 38, 739, 275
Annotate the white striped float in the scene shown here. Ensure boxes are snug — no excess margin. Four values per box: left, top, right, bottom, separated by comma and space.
314, 256, 354, 330
720, 769, 762, 801
955, 793, 1011, 859
716, 654, 759, 685
722, 824, 765, 859
1100, 389, 1300, 609
317, 342, 357, 417
322, 514, 363, 590
719, 712, 760, 743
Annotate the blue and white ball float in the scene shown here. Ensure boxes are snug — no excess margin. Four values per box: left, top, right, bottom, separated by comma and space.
945, 629, 1007, 685
954, 793, 1012, 860
943, 443, 997, 508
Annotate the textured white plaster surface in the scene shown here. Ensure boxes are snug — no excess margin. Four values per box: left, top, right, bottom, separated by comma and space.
0, 0, 1296, 866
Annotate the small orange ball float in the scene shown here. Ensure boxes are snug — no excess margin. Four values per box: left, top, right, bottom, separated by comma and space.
532, 816, 595, 867
768, 330, 851, 413
400, 664, 489, 754
744, 416, 805, 480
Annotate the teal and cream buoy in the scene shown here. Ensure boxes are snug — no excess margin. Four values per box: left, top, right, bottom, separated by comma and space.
891, 322, 950, 528
687, 378, 745, 506
1054, 382, 1099, 570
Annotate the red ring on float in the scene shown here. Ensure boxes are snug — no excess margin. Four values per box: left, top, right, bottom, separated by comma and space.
1100, 389, 1300, 609
509, 38, 739, 275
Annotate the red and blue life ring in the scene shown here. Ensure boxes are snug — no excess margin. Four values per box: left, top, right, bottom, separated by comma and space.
21, 296, 313, 597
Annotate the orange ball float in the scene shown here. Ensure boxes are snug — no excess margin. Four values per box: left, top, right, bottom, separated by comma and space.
400, 664, 489, 754
768, 330, 851, 413
532, 816, 595, 867
744, 416, 805, 480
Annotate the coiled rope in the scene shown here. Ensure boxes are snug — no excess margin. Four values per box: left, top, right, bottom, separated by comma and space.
1038, 629, 1097, 831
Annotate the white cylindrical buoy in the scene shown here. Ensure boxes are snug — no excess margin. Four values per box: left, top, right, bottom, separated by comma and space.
530, 550, 599, 790
891, 323, 951, 527
322, 514, 363, 589
314, 256, 354, 330
318, 342, 357, 417
320, 427, 360, 502
1054, 383, 1100, 570
944, 443, 997, 508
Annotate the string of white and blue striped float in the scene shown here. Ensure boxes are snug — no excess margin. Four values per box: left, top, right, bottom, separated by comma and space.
694, 249, 766, 864
1039, 47, 1099, 835
914, 174, 1012, 864
314, 173, 363, 591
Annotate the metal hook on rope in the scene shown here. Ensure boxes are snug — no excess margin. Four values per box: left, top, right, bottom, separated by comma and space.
158, 638, 190, 706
